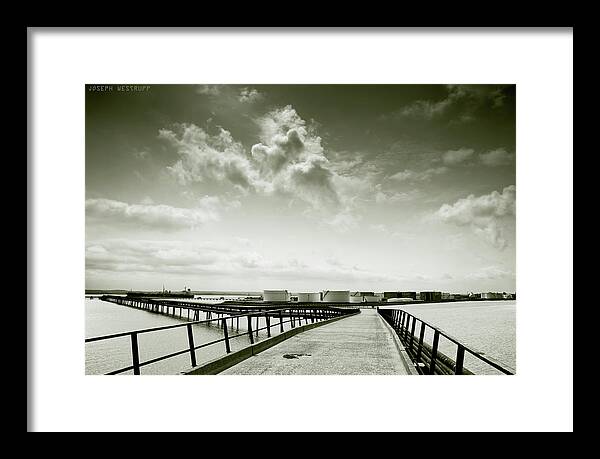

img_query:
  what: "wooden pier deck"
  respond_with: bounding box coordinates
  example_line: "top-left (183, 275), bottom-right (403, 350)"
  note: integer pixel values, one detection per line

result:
top-left (220, 308), bottom-right (416, 375)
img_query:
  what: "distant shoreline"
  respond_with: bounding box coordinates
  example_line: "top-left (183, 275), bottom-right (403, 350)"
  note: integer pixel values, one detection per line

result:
top-left (85, 290), bottom-right (263, 296)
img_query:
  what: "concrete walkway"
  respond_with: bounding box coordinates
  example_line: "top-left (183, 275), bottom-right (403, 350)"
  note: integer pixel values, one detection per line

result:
top-left (220, 308), bottom-right (413, 375)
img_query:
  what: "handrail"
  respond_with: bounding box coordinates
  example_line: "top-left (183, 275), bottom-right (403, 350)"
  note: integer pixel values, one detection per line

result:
top-left (86, 296), bottom-right (359, 375)
top-left (377, 307), bottom-right (515, 375)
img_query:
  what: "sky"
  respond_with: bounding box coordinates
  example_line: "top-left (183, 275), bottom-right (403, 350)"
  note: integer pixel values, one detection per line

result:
top-left (85, 84), bottom-right (516, 293)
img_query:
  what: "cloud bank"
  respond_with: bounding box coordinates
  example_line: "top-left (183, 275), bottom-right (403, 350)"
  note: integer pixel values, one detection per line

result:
top-left (85, 198), bottom-right (221, 231)
top-left (436, 185), bottom-right (516, 249)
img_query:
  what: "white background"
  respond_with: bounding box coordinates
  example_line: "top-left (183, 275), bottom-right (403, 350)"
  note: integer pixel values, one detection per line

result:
top-left (29, 28), bottom-right (573, 432)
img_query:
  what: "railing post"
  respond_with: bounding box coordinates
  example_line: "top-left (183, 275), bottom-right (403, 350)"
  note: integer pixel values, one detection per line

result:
top-left (222, 318), bottom-right (231, 353)
top-left (186, 324), bottom-right (197, 367)
top-left (416, 321), bottom-right (425, 364)
top-left (399, 311), bottom-right (405, 338)
top-left (409, 315), bottom-right (416, 351)
top-left (454, 345), bottom-right (465, 375)
top-left (279, 311), bottom-right (284, 333)
top-left (247, 316), bottom-right (254, 344)
top-left (131, 333), bottom-right (140, 375)
top-left (266, 314), bottom-right (271, 337)
top-left (429, 330), bottom-right (440, 375)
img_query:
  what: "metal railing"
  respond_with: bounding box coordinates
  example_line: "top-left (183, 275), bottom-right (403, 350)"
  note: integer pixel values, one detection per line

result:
top-left (86, 304), bottom-right (358, 375)
top-left (378, 307), bottom-right (515, 375)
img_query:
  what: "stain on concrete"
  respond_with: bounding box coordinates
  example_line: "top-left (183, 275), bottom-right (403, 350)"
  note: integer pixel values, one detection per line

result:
top-left (283, 353), bottom-right (311, 359)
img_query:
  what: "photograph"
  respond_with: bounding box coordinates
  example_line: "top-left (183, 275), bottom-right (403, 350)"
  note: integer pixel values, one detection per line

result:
top-left (85, 83), bottom-right (517, 376)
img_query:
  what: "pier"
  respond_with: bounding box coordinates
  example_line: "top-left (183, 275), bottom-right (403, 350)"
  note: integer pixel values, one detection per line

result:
top-left (219, 308), bottom-right (416, 375)
top-left (86, 296), bottom-right (515, 375)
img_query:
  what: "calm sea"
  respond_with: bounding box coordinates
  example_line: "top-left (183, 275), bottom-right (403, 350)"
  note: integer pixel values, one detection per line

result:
top-left (383, 301), bottom-right (516, 375)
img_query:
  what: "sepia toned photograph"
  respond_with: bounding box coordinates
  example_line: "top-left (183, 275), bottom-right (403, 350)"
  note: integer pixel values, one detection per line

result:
top-left (85, 84), bottom-right (517, 376)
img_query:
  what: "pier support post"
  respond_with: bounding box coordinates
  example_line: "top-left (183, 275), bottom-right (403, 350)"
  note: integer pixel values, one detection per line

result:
top-left (247, 316), bottom-right (254, 344)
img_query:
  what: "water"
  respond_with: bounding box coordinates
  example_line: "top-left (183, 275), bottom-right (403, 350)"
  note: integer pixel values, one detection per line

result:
top-left (85, 296), bottom-right (273, 375)
top-left (383, 301), bottom-right (516, 375)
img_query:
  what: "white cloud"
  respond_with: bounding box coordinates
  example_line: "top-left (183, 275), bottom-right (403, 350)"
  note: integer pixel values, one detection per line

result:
top-left (480, 148), bottom-right (515, 166)
top-left (442, 148), bottom-right (474, 165)
top-left (160, 124), bottom-right (261, 191)
top-left (133, 149), bottom-right (150, 160)
top-left (161, 107), bottom-right (343, 212)
top-left (195, 85), bottom-right (221, 96)
top-left (388, 167), bottom-right (448, 183)
top-left (397, 85), bottom-right (510, 122)
top-left (374, 184), bottom-right (420, 204)
top-left (327, 210), bottom-right (361, 233)
top-left (466, 266), bottom-right (515, 281)
top-left (436, 185), bottom-right (516, 249)
top-left (85, 198), bottom-right (221, 231)
top-left (252, 106), bottom-right (342, 210)
top-left (369, 223), bottom-right (388, 233)
top-left (238, 87), bottom-right (262, 103)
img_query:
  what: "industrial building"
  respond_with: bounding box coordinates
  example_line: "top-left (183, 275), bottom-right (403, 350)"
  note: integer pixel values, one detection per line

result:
top-left (350, 291), bottom-right (381, 303)
top-left (384, 291), bottom-right (417, 300)
top-left (321, 290), bottom-right (350, 303)
top-left (419, 291), bottom-right (442, 302)
top-left (481, 292), bottom-right (504, 300)
top-left (263, 290), bottom-right (290, 302)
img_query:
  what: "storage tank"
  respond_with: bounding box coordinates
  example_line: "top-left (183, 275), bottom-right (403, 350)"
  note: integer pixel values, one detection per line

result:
top-left (350, 292), bottom-right (363, 303)
top-left (363, 295), bottom-right (381, 302)
top-left (294, 293), bottom-right (311, 302)
top-left (321, 290), bottom-right (350, 303)
top-left (308, 292), bottom-right (321, 302)
top-left (263, 290), bottom-right (289, 302)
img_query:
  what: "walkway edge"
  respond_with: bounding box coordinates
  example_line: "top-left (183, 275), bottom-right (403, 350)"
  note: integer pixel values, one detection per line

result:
top-left (181, 312), bottom-right (361, 375)
top-left (377, 312), bottom-right (419, 375)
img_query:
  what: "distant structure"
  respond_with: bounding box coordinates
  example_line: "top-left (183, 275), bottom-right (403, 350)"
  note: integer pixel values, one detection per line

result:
top-left (481, 292), bottom-right (505, 299)
top-left (350, 291), bottom-right (382, 303)
top-left (321, 290), bottom-right (350, 302)
top-left (126, 287), bottom-right (193, 299)
top-left (442, 292), bottom-right (455, 300)
top-left (453, 293), bottom-right (470, 301)
top-left (384, 291), bottom-right (417, 300)
top-left (419, 291), bottom-right (442, 302)
top-left (308, 292), bottom-right (321, 302)
top-left (263, 290), bottom-right (290, 302)
top-left (289, 292), bottom-right (321, 302)
top-left (384, 297), bottom-right (417, 303)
